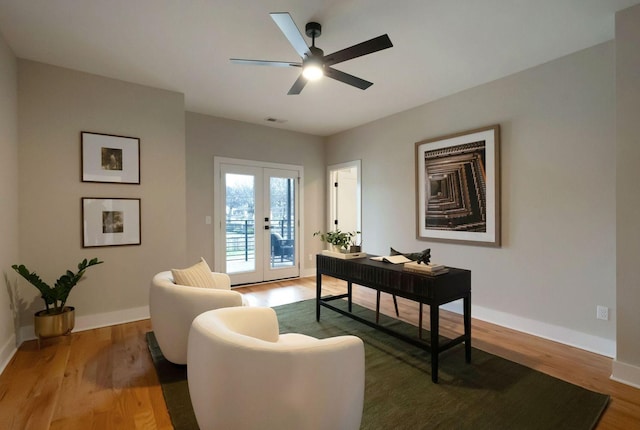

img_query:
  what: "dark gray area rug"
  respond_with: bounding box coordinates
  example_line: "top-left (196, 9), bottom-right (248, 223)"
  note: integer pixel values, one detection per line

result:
top-left (147, 299), bottom-right (609, 429)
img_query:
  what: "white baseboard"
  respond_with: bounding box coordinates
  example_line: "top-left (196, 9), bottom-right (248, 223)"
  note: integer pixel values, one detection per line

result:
top-left (0, 333), bottom-right (17, 376)
top-left (441, 301), bottom-right (616, 358)
top-left (18, 305), bottom-right (150, 344)
top-left (301, 267), bottom-right (316, 278)
top-left (611, 359), bottom-right (640, 388)
top-left (309, 269), bottom-right (616, 357)
top-left (7, 293), bottom-right (636, 387)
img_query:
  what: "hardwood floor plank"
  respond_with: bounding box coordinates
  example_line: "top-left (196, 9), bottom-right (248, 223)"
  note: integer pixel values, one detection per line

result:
top-left (52, 328), bottom-right (114, 425)
top-left (0, 275), bottom-right (638, 429)
top-left (0, 337), bottom-right (70, 430)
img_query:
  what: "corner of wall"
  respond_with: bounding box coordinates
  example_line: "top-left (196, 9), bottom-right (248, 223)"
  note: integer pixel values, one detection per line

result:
top-left (611, 359), bottom-right (640, 389)
top-left (0, 333), bottom-right (17, 377)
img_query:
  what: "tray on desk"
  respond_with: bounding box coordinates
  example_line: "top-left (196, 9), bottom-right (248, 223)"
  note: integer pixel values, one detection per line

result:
top-left (321, 250), bottom-right (367, 259)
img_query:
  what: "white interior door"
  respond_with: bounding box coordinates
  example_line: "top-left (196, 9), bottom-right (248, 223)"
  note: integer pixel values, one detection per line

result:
top-left (215, 159), bottom-right (300, 285)
top-left (328, 160), bottom-right (361, 239)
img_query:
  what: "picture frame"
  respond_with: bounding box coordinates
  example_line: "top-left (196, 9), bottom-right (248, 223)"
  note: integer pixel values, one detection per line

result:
top-left (415, 124), bottom-right (501, 247)
top-left (82, 198), bottom-right (141, 247)
top-left (81, 131), bottom-right (140, 184)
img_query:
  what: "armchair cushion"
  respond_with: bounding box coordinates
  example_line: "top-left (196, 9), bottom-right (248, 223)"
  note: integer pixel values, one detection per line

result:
top-left (171, 257), bottom-right (217, 289)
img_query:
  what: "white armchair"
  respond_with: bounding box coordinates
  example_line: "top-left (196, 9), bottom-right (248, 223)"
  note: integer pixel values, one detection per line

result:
top-left (187, 306), bottom-right (365, 430)
top-left (149, 270), bottom-right (245, 364)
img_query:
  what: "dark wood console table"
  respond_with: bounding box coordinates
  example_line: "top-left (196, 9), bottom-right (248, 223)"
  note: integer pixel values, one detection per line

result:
top-left (316, 254), bottom-right (471, 383)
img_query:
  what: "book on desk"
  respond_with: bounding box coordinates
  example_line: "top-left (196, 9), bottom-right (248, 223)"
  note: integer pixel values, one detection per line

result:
top-left (403, 261), bottom-right (449, 275)
top-left (370, 255), bottom-right (412, 264)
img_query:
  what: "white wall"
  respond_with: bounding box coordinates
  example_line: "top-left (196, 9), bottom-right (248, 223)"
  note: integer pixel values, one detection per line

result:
top-left (0, 31), bottom-right (18, 373)
top-left (613, 4), bottom-right (640, 387)
top-left (326, 42), bottom-right (617, 357)
top-left (185, 113), bottom-right (325, 275)
top-left (16, 61), bottom-right (187, 340)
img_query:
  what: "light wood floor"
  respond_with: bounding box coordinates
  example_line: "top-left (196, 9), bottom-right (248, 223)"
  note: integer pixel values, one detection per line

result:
top-left (1, 276), bottom-right (638, 429)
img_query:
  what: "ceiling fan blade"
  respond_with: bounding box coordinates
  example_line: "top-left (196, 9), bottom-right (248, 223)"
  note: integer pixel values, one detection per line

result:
top-left (287, 74), bottom-right (308, 95)
top-left (325, 67), bottom-right (373, 90)
top-left (324, 34), bottom-right (393, 66)
top-left (270, 12), bottom-right (310, 58)
top-left (230, 58), bottom-right (301, 67)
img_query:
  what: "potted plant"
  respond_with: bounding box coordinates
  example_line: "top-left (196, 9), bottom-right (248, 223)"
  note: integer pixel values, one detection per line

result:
top-left (314, 230), bottom-right (360, 253)
top-left (349, 231), bottom-right (362, 253)
top-left (12, 257), bottom-right (103, 343)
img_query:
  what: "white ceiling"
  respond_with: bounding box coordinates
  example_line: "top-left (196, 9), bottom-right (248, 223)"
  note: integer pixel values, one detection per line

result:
top-left (0, 0), bottom-right (638, 136)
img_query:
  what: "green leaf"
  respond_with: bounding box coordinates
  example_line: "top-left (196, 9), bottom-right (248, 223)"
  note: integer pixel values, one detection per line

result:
top-left (13, 258), bottom-right (103, 312)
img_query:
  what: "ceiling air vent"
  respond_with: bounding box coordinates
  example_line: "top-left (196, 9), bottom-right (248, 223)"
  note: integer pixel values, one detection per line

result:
top-left (264, 117), bottom-right (287, 124)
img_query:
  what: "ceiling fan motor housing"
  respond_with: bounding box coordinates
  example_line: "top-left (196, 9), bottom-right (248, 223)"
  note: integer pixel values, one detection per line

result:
top-left (305, 22), bottom-right (322, 39)
top-left (307, 46), bottom-right (324, 59)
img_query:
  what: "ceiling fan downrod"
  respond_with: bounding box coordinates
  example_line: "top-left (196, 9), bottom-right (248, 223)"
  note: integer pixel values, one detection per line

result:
top-left (305, 22), bottom-right (322, 47)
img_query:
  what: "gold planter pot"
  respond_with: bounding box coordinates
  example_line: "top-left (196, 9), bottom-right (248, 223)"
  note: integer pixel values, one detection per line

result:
top-left (34, 306), bottom-right (75, 347)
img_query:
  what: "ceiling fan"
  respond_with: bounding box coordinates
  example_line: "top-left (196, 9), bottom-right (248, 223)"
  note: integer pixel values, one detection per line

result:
top-left (230, 12), bottom-right (393, 95)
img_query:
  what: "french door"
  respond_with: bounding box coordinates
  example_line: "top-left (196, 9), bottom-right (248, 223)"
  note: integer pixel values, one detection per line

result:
top-left (214, 158), bottom-right (300, 285)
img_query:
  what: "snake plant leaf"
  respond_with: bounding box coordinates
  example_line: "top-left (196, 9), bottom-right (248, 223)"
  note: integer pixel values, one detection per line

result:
top-left (12, 264), bottom-right (52, 296)
top-left (12, 258), bottom-right (104, 313)
top-left (12, 264), bottom-right (56, 310)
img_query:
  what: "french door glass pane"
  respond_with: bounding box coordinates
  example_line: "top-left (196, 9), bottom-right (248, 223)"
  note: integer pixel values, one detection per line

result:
top-left (269, 176), bottom-right (295, 268)
top-left (225, 173), bottom-right (255, 274)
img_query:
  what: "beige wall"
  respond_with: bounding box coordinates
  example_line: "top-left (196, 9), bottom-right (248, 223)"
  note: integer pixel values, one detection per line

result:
top-left (614, 4), bottom-right (640, 385)
top-left (16, 61), bottom-right (187, 337)
top-left (327, 42), bottom-right (617, 357)
top-left (0, 31), bottom-right (18, 371)
top-left (3, 10), bottom-right (637, 387)
top-left (185, 113), bottom-right (325, 272)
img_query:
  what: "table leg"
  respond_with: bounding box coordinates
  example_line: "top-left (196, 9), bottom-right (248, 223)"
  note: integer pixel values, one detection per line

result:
top-left (392, 295), bottom-right (399, 316)
top-left (376, 290), bottom-right (381, 323)
top-left (348, 281), bottom-right (353, 313)
top-left (418, 302), bottom-right (423, 339)
top-left (316, 270), bottom-right (322, 321)
top-left (430, 304), bottom-right (440, 383)
top-left (464, 293), bottom-right (472, 363)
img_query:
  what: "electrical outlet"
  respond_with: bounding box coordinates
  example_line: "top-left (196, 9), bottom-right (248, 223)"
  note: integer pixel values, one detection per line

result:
top-left (596, 305), bottom-right (609, 321)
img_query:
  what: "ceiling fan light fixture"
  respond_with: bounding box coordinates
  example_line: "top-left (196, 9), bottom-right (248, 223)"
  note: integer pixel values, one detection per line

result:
top-left (302, 63), bottom-right (323, 80)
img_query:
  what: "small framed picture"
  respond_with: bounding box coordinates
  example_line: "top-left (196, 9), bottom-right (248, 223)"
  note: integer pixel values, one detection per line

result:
top-left (82, 198), bottom-right (141, 247)
top-left (415, 124), bottom-right (501, 247)
top-left (81, 131), bottom-right (140, 184)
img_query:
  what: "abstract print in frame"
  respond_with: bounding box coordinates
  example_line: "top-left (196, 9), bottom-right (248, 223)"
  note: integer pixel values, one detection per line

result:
top-left (415, 124), bottom-right (500, 246)
top-left (82, 197), bottom-right (141, 247)
top-left (81, 131), bottom-right (140, 184)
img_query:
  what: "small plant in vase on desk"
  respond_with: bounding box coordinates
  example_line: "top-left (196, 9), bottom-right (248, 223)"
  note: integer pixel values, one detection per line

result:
top-left (348, 231), bottom-right (362, 253)
top-left (314, 230), bottom-right (365, 259)
top-left (313, 230), bottom-right (360, 253)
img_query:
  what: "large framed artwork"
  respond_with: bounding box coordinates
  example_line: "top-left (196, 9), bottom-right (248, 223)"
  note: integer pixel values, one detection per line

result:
top-left (82, 198), bottom-right (141, 247)
top-left (81, 131), bottom-right (140, 184)
top-left (415, 124), bottom-right (501, 247)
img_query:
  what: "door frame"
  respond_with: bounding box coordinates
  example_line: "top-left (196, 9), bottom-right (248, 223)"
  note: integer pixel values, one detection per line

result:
top-left (213, 157), bottom-right (304, 284)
